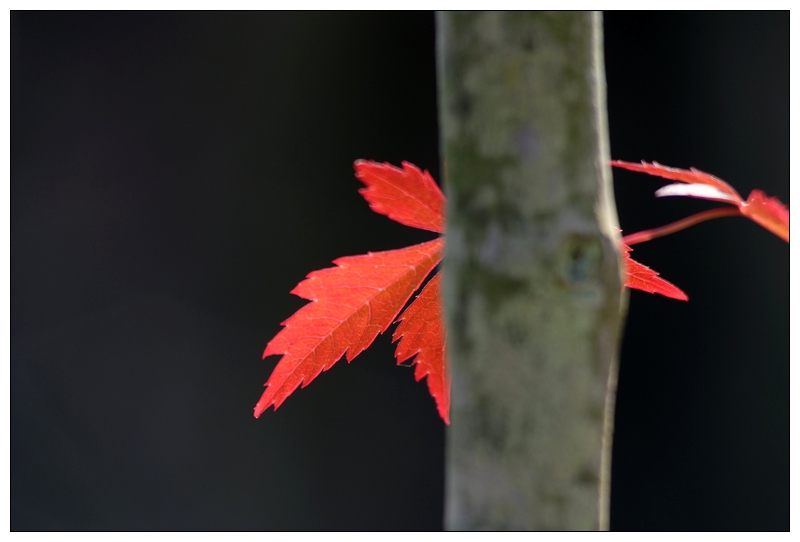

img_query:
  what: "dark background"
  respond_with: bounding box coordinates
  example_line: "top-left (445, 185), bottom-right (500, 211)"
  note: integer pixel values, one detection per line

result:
top-left (11, 12), bottom-right (788, 531)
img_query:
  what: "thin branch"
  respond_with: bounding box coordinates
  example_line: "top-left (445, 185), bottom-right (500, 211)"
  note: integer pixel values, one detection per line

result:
top-left (622, 207), bottom-right (742, 246)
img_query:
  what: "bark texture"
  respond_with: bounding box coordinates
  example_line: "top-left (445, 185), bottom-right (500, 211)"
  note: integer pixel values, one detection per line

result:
top-left (438, 11), bottom-right (625, 530)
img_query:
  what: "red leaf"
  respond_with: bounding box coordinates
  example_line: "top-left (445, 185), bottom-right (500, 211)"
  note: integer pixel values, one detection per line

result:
top-left (255, 238), bottom-right (444, 417)
top-left (392, 271), bottom-right (449, 424)
top-left (256, 159), bottom-right (449, 422)
top-left (258, 159), bottom-right (706, 424)
top-left (612, 160), bottom-right (789, 242)
top-left (610, 160), bottom-right (741, 200)
top-left (622, 243), bottom-right (688, 301)
top-left (740, 189), bottom-right (789, 242)
top-left (354, 160), bottom-right (445, 233)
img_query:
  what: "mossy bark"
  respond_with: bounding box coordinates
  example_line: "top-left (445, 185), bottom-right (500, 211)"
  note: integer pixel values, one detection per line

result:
top-left (437, 11), bottom-right (625, 530)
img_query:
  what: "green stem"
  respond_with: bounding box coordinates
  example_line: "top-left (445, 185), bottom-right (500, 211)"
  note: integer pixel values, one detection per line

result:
top-left (622, 207), bottom-right (742, 246)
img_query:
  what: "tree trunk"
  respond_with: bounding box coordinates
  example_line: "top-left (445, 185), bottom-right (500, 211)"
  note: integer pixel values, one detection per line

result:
top-left (438, 11), bottom-right (625, 530)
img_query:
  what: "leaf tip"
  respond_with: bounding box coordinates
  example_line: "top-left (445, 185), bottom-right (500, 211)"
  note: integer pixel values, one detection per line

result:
top-left (262, 343), bottom-right (277, 359)
top-left (669, 289), bottom-right (689, 302)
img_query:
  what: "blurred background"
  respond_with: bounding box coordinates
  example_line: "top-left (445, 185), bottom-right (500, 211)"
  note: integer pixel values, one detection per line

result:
top-left (11, 12), bottom-right (787, 530)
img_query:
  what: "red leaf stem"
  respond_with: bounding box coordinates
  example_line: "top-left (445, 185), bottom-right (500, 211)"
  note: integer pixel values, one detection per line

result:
top-left (622, 207), bottom-right (741, 246)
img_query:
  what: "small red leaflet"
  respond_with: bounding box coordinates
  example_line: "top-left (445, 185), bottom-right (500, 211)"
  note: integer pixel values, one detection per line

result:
top-left (393, 271), bottom-right (449, 422)
top-left (621, 243), bottom-right (687, 301)
top-left (256, 161), bottom-right (700, 423)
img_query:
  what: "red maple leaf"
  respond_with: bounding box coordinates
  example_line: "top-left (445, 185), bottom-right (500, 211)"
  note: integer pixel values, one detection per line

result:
top-left (255, 161), bottom-right (448, 421)
top-left (393, 271), bottom-right (449, 423)
top-left (622, 243), bottom-right (687, 301)
top-left (611, 160), bottom-right (789, 242)
top-left (355, 160), bottom-right (445, 234)
top-left (255, 238), bottom-right (444, 416)
top-left (256, 160), bottom-right (687, 423)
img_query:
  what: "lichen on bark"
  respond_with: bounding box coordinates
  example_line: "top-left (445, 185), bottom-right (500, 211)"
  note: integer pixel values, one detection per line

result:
top-left (438, 11), bottom-right (625, 530)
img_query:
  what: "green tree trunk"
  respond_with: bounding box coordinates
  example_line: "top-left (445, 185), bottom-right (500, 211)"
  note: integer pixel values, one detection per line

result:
top-left (438, 11), bottom-right (625, 530)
